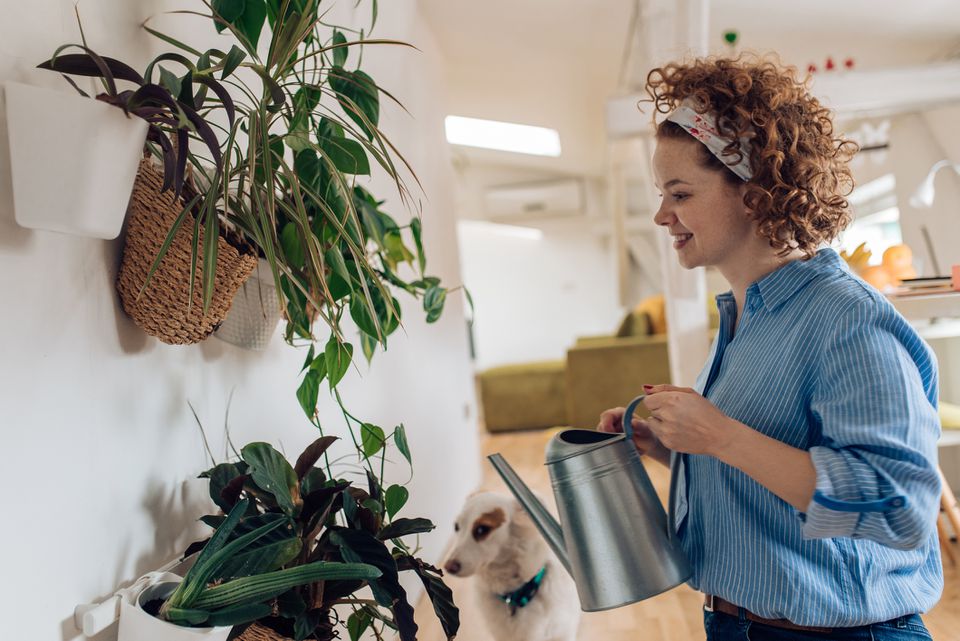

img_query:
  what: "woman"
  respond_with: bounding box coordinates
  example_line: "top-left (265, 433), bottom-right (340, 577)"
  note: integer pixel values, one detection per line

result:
top-left (599, 57), bottom-right (943, 640)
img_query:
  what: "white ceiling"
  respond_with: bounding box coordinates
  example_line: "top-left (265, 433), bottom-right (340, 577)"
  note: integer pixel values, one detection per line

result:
top-left (419, 0), bottom-right (960, 177)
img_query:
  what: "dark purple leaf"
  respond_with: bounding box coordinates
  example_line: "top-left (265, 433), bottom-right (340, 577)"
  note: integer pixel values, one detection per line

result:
top-left (294, 436), bottom-right (338, 479)
top-left (38, 50), bottom-right (145, 92)
top-left (193, 75), bottom-right (236, 126)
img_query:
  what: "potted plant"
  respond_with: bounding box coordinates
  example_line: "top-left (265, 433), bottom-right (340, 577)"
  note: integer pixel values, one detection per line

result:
top-left (145, 0), bottom-right (457, 356)
top-left (191, 438), bottom-right (459, 641)
top-left (118, 497), bottom-right (381, 641)
top-left (34, 42), bottom-right (267, 344)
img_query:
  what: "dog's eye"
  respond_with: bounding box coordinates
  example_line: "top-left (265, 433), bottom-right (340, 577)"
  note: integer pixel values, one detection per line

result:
top-left (454, 523), bottom-right (459, 532)
top-left (473, 525), bottom-right (490, 538)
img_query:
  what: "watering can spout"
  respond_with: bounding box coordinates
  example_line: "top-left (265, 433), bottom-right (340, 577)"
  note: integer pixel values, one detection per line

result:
top-left (487, 453), bottom-right (570, 573)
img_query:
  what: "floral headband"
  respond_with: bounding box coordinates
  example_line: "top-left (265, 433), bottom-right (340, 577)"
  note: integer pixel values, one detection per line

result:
top-left (664, 98), bottom-right (754, 181)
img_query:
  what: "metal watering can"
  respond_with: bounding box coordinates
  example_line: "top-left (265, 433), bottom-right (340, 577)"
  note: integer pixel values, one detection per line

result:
top-left (489, 395), bottom-right (691, 611)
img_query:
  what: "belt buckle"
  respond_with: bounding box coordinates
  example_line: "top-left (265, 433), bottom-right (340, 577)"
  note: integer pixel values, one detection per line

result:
top-left (704, 594), bottom-right (715, 612)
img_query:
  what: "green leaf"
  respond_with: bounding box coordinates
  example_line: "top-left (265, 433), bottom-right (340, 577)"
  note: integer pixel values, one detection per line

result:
top-left (362, 498), bottom-right (382, 517)
top-left (325, 247), bottom-right (352, 288)
top-left (383, 230), bottom-right (414, 268)
top-left (212, 0), bottom-right (245, 32)
top-left (377, 517), bottom-right (435, 541)
top-left (400, 557), bottom-right (460, 640)
top-left (329, 67), bottom-right (380, 140)
top-left (329, 528), bottom-right (398, 608)
top-left (324, 337), bottom-right (353, 389)
top-left (158, 66), bottom-right (182, 98)
top-left (237, 0), bottom-right (267, 49)
top-left (301, 468), bottom-right (328, 496)
top-left (241, 442), bottom-right (300, 516)
top-left (410, 217), bottom-right (425, 273)
top-left (193, 561), bottom-right (382, 610)
top-left (394, 424), bottom-right (411, 465)
top-left (333, 30), bottom-right (348, 68)
top-left (300, 343), bottom-right (315, 373)
top-left (203, 462), bottom-right (248, 512)
top-left (360, 423), bottom-right (385, 458)
top-left (295, 85), bottom-right (323, 114)
top-left (423, 285), bottom-right (447, 323)
top-left (214, 514), bottom-right (301, 579)
top-left (165, 607), bottom-right (210, 625)
top-left (347, 610), bottom-right (371, 641)
top-left (221, 45), bottom-right (246, 78)
top-left (349, 294), bottom-right (380, 341)
top-left (280, 222), bottom-right (305, 269)
top-left (360, 333), bottom-right (377, 364)
top-left (296, 369), bottom-right (321, 417)
top-left (321, 135), bottom-right (370, 175)
top-left (384, 484), bottom-right (409, 518)
top-left (294, 149), bottom-right (321, 190)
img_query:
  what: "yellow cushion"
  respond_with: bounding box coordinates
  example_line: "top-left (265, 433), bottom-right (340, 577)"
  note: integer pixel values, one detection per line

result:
top-left (941, 401), bottom-right (960, 429)
top-left (635, 294), bottom-right (668, 335)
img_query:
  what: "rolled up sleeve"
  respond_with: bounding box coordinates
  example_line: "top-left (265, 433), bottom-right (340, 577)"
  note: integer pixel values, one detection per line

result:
top-left (800, 298), bottom-right (941, 550)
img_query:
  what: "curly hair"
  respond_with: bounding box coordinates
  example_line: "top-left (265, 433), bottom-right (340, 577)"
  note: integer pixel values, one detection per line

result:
top-left (645, 55), bottom-right (858, 258)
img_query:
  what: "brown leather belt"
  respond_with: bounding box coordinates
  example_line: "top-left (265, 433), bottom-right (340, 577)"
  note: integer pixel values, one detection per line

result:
top-left (704, 594), bottom-right (834, 634)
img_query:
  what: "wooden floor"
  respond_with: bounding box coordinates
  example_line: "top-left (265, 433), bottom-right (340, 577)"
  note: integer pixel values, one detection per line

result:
top-left (413, 427), bottom-right (960, 641)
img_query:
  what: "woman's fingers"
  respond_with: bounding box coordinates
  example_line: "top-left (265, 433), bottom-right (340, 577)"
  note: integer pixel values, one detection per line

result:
top-left (597, 407), bottom-right (626, 432)
top-left (644, 384), bottom-right (696, 395)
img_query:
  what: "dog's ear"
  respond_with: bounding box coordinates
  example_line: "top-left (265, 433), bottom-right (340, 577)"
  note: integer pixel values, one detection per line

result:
top-left (509, 496), bottom-right (542, 532)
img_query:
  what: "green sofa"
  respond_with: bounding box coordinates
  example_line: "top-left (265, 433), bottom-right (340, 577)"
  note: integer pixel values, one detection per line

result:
top-left (476, 297), bottom-right (717, 432)
top-left (564, 334), bottom-right (671, 428)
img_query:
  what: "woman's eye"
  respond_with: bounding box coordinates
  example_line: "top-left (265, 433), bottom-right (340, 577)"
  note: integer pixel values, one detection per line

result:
top-left (672, 193), bottom-right (688, 201)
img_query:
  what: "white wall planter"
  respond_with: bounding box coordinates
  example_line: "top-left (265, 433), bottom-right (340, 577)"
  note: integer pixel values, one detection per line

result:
top-left (118, 580), bottom-right (232, 641)
top-left (3, 81), bottom-right (148, 239)
top-left (214, 259), bottom-right (282, 350)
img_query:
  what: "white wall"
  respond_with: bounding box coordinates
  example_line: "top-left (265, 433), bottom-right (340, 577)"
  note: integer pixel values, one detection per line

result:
top-left (457, 218), bottom-right (621, 370)
top-left (0, 2), bottom-right (479, 640)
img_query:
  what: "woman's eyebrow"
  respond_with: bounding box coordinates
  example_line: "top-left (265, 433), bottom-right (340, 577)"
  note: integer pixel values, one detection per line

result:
top-left (664, 179), bottom-right (691, 188)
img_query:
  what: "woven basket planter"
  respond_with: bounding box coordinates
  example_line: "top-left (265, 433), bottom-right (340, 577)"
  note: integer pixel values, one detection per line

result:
top-left (116, 159), bottom-right (258, 345)
top-left (237, 620), bottom-right (334, 641)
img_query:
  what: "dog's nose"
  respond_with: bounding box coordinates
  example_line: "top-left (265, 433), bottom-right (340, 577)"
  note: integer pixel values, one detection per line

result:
top-left (444, 559), bottom-right (462, 575)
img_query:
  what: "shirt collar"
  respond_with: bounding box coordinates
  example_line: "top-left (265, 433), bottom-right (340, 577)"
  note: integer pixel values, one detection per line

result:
top-left (716, 247), bottom-right (843, 313)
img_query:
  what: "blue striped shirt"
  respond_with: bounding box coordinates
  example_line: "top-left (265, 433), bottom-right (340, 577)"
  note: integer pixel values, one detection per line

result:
top-left (673, 247), bottom-right (943, 627)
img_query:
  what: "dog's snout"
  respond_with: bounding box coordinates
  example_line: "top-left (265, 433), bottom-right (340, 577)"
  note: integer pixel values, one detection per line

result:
top-left (444, 559), bottom-right (462, 575)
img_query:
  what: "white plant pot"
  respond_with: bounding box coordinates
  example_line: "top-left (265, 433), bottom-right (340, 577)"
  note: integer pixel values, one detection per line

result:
top-left (4, 81), bottom-right (148, 239)
top-left (214, 259), bottom-right (282, 350)
top-left (118, 580), bottom-right (232, 641)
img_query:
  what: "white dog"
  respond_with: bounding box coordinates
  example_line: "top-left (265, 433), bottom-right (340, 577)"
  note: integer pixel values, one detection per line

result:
top-left (442, 492), bottom-right (580, 641)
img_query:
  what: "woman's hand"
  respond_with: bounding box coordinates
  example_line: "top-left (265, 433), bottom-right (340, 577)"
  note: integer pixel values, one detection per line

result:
top-left (598, 406), bottom-right (671, 467)
top-left (642, 385), bottom-right (740, 457)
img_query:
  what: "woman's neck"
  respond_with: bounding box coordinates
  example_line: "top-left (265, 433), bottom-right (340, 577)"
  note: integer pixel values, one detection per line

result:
top-left (719, 245), bottom-right (806, 315)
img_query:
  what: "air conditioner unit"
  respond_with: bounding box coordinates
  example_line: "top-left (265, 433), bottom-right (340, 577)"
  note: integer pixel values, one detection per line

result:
top-left (483, 178), bottom-right (584, 220)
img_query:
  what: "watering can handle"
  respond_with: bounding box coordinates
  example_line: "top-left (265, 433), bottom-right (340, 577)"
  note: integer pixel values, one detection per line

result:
top-left (623, 394), bottom-right (680, 540)
top-left (622, 394), bottom-right (644, 443)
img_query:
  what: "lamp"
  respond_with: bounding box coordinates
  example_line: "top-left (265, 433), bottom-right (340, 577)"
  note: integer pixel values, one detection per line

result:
top-left (907, 159), bottom-right (959, 276)
top-left (909, 159), bottom-right (960, 208)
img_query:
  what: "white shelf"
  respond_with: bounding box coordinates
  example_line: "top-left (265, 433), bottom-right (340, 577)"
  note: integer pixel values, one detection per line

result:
top-left (888, 291), bottom-right (960, 322)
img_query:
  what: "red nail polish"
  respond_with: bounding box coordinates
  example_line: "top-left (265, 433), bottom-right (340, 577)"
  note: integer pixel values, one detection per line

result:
top-left (643, 384), bottom-right (654, 391)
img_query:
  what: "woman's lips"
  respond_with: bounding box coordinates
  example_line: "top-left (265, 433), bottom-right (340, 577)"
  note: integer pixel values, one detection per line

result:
top-left (673, 233), bottom-right (692, 249)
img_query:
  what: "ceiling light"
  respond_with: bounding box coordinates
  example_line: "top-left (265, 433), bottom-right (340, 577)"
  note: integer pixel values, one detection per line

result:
top-left (445, 116), bottom-right (561, 157)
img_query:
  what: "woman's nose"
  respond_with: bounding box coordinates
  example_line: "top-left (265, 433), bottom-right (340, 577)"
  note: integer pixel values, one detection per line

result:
top-left (653, 202), bottom-right (674, 227)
